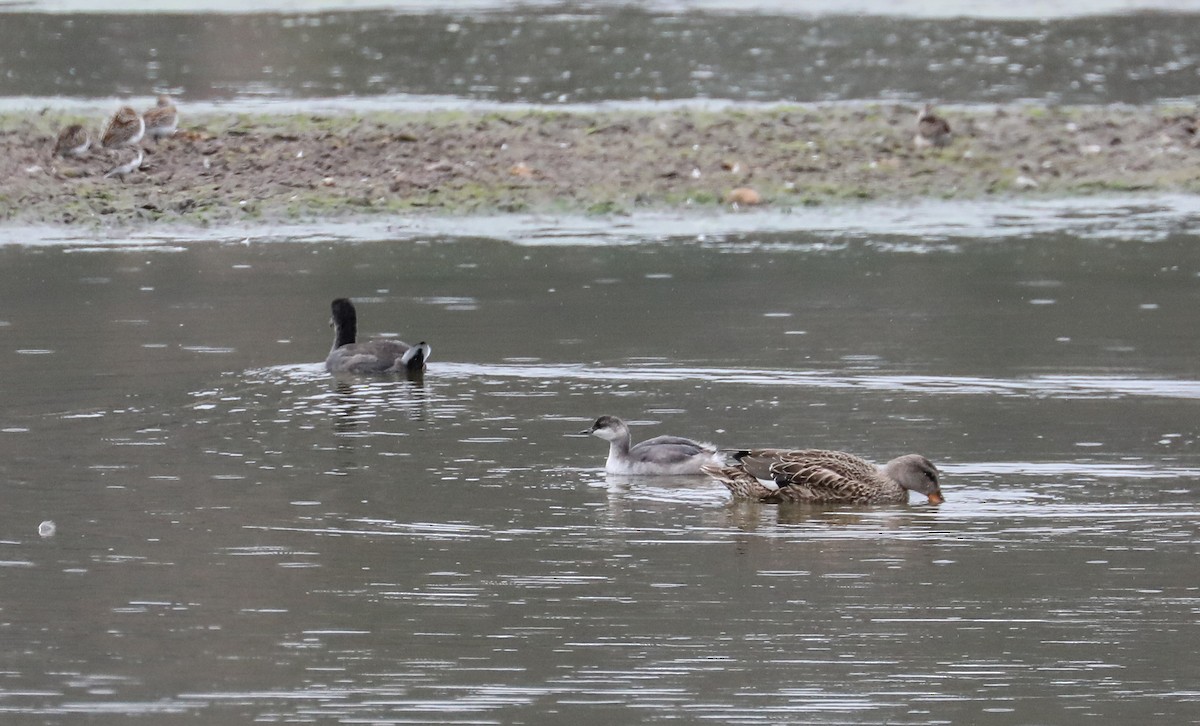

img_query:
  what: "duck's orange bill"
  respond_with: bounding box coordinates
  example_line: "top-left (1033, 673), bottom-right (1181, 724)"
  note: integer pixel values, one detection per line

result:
top-left (927, 492), bottom-right (945, 505)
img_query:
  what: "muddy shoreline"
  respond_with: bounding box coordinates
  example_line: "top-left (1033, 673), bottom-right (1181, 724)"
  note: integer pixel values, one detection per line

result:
top-left (3, 103), bottom-right (1199, 229)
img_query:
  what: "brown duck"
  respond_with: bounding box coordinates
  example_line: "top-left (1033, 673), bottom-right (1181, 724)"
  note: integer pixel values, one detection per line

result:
top-left (703, 449), bottom-right (944, 505)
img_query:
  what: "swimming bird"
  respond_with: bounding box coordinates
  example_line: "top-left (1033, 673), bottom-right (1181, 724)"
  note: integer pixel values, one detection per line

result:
top-left (913, 103), bottom-right (952, 149)
top-left (104, 148), bottom-right (143, 179)
top-left (324, 297), bottom-right (431, 375)
top-left (703, 449), bottom-right (944, 505)
top-left (578, 415), bottom-right (723, 475)
top-left (143, 95), bottom-right (178, 142)
top-left (53, 124), bottom-right (91, 158)
top-left (101, 106), bottom-right (145, 149)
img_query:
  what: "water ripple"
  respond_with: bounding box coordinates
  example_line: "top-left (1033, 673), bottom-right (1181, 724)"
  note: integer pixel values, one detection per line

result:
top-left (424, 363), bottom-right (1200, 401)
top-left (244, 360), bottom-right (1200, 402)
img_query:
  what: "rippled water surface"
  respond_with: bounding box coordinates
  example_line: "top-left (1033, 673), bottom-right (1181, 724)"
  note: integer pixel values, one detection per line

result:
top-left (5, 0), bottom-right (1200, 721)
top-left (7, 5), bottom-right (1200, 105)
top-left (1, 218), bottom-right (1197, 723)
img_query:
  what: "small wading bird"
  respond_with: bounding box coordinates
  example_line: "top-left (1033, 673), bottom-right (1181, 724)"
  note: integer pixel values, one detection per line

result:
top-left (104, 148), bottom-right (143, 179)
top-left (53, 124), bottom-right (91, 158)
top-left (101, 106), bottom-right (145, 149)
top-left (143, 94), bottom-right (178, 142)
top-left (324, 297), bottom-right (431, 376)
top-left (703, 448), bottom-right (945, 505)
top-left (914, 103), bottom-right (952, 149)
top-left (576, 415), bottom-right (724, 475)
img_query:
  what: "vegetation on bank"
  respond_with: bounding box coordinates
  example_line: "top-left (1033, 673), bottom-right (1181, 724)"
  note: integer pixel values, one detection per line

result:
top-left (2, 103), bottom-right (1199, 228)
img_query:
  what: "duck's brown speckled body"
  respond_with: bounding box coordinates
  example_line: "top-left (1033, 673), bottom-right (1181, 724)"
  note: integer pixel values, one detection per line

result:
top-left (704, 449), bottom-right (944, 505)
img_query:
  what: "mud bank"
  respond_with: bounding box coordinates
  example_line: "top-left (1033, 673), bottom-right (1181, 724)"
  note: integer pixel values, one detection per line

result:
top-left (3, 103), bottom-right (1199, 229)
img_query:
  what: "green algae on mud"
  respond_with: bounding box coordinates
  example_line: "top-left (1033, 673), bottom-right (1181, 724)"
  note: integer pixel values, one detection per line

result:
top-left (3, 104), bottom-right (1200, 228)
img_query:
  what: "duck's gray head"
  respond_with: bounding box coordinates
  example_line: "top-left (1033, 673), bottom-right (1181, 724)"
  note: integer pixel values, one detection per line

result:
top-left (579, 415), bottom-right (629, 442)
top-left (884, 454), bottom-right (944, 504)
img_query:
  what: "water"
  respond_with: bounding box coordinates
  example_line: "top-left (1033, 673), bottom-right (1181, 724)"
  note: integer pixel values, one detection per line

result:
top-left (1, 220), bottom-right (1197, 723)
top-left (7, 7), bottom-right (1200, 105)
top-left (3, 0), bottom-right (1200, 721)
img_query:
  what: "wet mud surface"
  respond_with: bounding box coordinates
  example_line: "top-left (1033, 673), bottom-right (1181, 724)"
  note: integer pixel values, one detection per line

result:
top-left (4, 103), bottom-right (1200, 229)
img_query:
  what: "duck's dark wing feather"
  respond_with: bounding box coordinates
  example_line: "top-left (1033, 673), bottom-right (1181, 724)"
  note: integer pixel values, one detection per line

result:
top-left (767, 461), bottom-right (858, 499)
top-left (732, 449), bottom-right (879, 503)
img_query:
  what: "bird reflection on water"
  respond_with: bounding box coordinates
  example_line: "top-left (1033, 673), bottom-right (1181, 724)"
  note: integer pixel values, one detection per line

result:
top-left (329, 377), bottom-right (430, 438)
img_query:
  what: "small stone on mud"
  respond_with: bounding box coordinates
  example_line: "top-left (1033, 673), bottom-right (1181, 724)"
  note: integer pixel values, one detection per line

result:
top-left (509, 162), bottom-right (534, 178)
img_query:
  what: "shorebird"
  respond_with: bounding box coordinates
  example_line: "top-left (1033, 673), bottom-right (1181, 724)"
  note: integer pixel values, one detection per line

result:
top-left (104, 148), bottom-right (144, 179)
top-left (914, 103), bottom-right (952, 149)
top-left (704, 449), bottom-right (944, 505)
top-left (576, 415), bottom-right (724, 475)
top-left (53, 124), bottom-right (92, 158)
top-left (101, 106), bottom-right (146, 149)
top-left (143, 95), bottom-right (178, 142)
top-left (325, 297), bottom-right (431, 376)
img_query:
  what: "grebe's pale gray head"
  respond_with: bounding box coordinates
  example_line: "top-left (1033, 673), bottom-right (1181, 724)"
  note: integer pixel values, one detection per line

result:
top-left (579, 415), bottom-right (631, 442)
top-left (884, 454), bottom-right (944, 504)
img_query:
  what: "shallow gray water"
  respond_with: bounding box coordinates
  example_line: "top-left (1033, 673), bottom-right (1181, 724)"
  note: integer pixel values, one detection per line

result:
top-left (1, 221), bottom-right (1197, 723)
top-left (4, 2), bottom-right (1200, 720)
top-left (6, 7), bottom-right (1200, 105)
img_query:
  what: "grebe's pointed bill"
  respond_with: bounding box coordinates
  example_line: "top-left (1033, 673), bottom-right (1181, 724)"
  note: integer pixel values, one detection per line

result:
top-left (577, 418), bottom-right (607, 436)
top-left (579, 415), bottom-right (628, 441)
top-left (563, 421), bottom-right (594, 437)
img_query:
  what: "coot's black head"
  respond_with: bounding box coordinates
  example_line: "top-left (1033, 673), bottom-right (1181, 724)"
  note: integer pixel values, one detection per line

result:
top-left (330, 298), bottom-right (357, 347)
